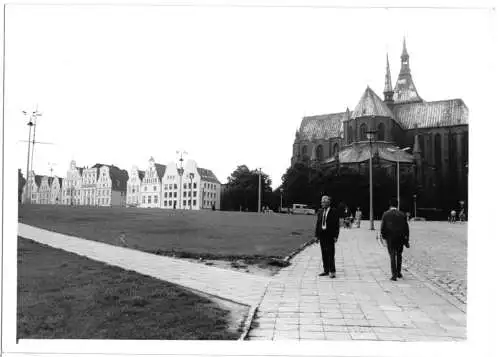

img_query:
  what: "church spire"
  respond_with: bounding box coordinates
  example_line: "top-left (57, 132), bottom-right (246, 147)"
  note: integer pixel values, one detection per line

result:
top-left (383, 53), bottom-right (394, 104)
top-left (392, 37), bottom-right (423, 104)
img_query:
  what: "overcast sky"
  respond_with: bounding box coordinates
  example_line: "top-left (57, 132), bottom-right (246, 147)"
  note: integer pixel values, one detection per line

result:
top-left (6, 3), bottom-right (495, 188)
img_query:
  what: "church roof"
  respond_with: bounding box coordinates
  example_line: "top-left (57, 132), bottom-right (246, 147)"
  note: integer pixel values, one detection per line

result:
top-left (352, 87), bottom-right (393, 119)
top-left (299, 113), bottom-right (344, 140)
top-left (197, 168), bottom-right (220, 184)
top-left (393, 99), bottom-right (468, 129)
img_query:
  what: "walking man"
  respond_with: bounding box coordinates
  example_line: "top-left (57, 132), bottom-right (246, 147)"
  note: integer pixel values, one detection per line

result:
top-left (380, 198), bottom-right (410, 281)
top-left (315, 195), bottom-right (340, 278)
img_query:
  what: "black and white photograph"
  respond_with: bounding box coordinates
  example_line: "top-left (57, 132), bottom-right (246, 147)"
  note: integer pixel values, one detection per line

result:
top-left (2, 1), bottom-right (499, 357)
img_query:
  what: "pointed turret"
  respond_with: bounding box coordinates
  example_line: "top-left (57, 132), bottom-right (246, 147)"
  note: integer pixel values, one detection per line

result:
top-left (383, 54), bottom-right (394, 104)
top-left (393, 38), bottom-right (423, 104)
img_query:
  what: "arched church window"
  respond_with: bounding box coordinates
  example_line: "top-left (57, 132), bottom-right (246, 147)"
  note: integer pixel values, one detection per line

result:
top-left (316, 145), bottom-right (324, 161)
top-left (377, 123), bottom-right (385, 141)
top-left (360, 124), bottom-right (367, 141)
top-left (333, 143), bottom-right (339, 157)
top-left (302, 146), bottom-right (307, 157)
top-left (347, 126), bottom-right (353, 144)
top-left (434, 134), bottom-right (442, 169)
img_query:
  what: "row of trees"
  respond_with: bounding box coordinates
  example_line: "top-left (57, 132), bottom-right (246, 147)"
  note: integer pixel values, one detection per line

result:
top-left (221, 161), bottom-right (465, 219)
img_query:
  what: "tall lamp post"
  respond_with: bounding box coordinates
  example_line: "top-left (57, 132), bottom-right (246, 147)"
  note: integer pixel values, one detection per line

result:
top-left (413, 194), bottom-right (417, 219)
top-left (176, 150), bottom-right (187, 209)
top-left (23, 111), bottom-right (34, 204)
top-left (189, 172), bottom-right (194, 209)
top-left (387, 147), bottom-right (411, 210)
top-left (366, 129), bottom-right (377, 231)
top-left (280, 188), bottom-right (283, 213)
top-left (257, 168), bottom-right (262, 213)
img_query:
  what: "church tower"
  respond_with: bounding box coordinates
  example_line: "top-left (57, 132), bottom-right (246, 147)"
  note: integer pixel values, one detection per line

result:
top-left (393, 38), bottom-right (423, 104)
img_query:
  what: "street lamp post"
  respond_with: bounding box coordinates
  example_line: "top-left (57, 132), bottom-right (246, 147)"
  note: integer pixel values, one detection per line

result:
top-left (257, 168), bottom-right (262, 213)
top-left (189, 172), bottom-right (194, 209)
top-left (387, 147), bottom-right (411, 210)
top-left (413, 194), bottom-right (417, 219)
top-left (280, 188), bottom-right (283, 213)
top-left (366, 129), bottom-right (377, 231)
top-left (176, 150), bottom-right (187, 209)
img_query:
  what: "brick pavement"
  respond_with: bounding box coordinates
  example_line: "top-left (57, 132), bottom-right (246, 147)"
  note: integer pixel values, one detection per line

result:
top-left (18, 223), bottom-right (270, 307)
top-left (247, 222), bottom-right (466, 341)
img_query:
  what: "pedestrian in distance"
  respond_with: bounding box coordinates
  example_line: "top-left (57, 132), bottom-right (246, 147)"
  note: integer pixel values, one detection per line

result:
top-left (380, 198), bottom-right (410, 281)
top-left (355, 207), bottom-right (362, 228)
top-left (315, 195), bottom-right (340, 278)
top-left (449, 209), bottom-right (457, 223)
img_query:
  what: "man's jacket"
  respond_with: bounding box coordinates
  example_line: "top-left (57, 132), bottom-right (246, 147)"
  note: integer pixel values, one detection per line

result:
top-left (315, 207), bottom-right (340, 239)
top-left (380, 209), bottom-right (409, 245)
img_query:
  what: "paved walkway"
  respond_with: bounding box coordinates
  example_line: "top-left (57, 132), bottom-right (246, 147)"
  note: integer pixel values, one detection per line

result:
top-left (18, 223), bottom-right (270, 307)
top-left (247, 223), bottom-right (466, 341)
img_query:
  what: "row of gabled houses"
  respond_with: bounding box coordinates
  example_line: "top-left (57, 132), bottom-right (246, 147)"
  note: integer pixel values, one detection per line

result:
top-left (21, 157), bottom-right (222, 210)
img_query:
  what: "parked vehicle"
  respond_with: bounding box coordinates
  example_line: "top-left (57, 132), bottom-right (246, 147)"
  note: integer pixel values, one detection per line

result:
top-left (291, 203), bottom-right (316, 215)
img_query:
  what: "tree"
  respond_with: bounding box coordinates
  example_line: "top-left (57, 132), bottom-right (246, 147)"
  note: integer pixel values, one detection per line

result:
top-left (18, 169), bottom-right (26, 203)
top-left (223, 165), bottom-right (273, 211)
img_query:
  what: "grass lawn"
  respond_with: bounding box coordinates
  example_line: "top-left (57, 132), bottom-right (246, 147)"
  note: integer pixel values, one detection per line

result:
top-left (18, 205), bottom-right (316, 266)
top-left (17, 237), bottom-right (245, 339)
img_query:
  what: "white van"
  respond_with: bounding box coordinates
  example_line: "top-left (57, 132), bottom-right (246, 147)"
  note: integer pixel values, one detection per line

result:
top-left (292, 203), bottom-right (316, 215)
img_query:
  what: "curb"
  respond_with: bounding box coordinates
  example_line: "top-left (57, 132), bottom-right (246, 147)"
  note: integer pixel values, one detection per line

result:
top-left (238, 282), bottom-right (270, 341)
top-left (282, 237), bottom-right (317, 264)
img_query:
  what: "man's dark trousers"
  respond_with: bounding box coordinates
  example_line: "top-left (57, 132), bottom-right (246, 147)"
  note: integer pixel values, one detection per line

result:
top-left (387, 242), bottom-right (403, 277)
top-left (319, 232), bottom-right (336, 274)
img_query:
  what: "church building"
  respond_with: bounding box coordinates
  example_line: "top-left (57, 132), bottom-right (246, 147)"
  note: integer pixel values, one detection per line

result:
top-left (291, 39), bottom-right (468, 213)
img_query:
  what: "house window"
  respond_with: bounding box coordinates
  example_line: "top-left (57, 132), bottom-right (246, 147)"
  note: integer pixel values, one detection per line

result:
top-left (183, 192), bottom-right (186, 197)
top-left (188, 200), bottom-right (191, 206)
top-left (183, 183), bottom-right (187, 189)
top-left (183, 200), bottom-right (186, 206)
top-left (194, 191), bottom-right (197, 197)
top-left (174, 184), bottom-right (178, 189)
top-left (154, 196), bottom-right (158, 204)
top-left (174, 192), bottom-right (177, 198)
top-left (153, 186), bottom-right (157, 191)
top-left (164, 200), bottom-right (167, 206)
top-left (164, 192), bottom-right (168, 198)
top-left (164, 185), bottom-right (167, 190)
top-left (169, 184), bottom-right (173, 190)
top-left (360, 124), bottom-right (367, 141)
top-left (194, 183), bottom-right (197, 189)
top-left (144, 186), bottom-right (147, 191)
top-left (193, 200), bottom-right (197, 206)
top-left (148, 196), bottom-right (151, 203)
top-left (169, 200), bottom-right (172, 206)
top-left (188, 183), bottom-right (192, 189)
top-left (169, 192), bottom-right (172, 198)
top-left (188, 191), bottom-right (191, 197)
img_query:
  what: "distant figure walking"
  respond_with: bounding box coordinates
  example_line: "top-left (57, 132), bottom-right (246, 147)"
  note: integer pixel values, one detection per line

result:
top-left (449, 209), bottom-right (457, 223)
top-left (380, 198), bottom-right (410, 281)
top-left (354, 207), bottom-right (362, 228)
top-left (315, 195), bottom-right (340, 279)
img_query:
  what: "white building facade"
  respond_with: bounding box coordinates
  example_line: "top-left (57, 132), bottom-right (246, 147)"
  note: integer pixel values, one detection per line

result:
top-left (94, 164), bottom-right (128, 207)
top-left (126, 166), bottom-right (144, 207)
top-left (50, 177), bottom-right (63, 204)
top-left (140, 157), bottom-right (166, 208)
top-left (62, 160), bottom-right (83, 205)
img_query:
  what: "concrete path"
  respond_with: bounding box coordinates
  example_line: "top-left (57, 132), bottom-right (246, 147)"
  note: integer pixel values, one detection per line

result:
top-left (18, 223), bottom-right (270, 307)
top-left (247, 224), bottom-right (466, 341)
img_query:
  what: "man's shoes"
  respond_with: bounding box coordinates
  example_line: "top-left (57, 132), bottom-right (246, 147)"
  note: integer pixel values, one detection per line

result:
top-left (390, 276), bottom-right (397, 281)
top-left (329, 272), bottom-right (336, 278)
top-left (397, 273), bottom-right (403, 278)
top-left (318, 272), bottom-right (329, 277)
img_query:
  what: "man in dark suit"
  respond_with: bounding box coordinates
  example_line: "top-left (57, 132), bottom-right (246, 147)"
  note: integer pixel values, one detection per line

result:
top-left (315, 195), bottom-right (340, 278)
top-left (380, 198), bottom-right (410, 281)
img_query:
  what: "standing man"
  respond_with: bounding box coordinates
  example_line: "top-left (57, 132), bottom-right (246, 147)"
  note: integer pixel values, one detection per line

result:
top-left (315, 195), bottom-right (340, 278)
top-left (380, 198), bottom-right (410, 281)
top-left (355, 207), bottom-right (362, 228)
